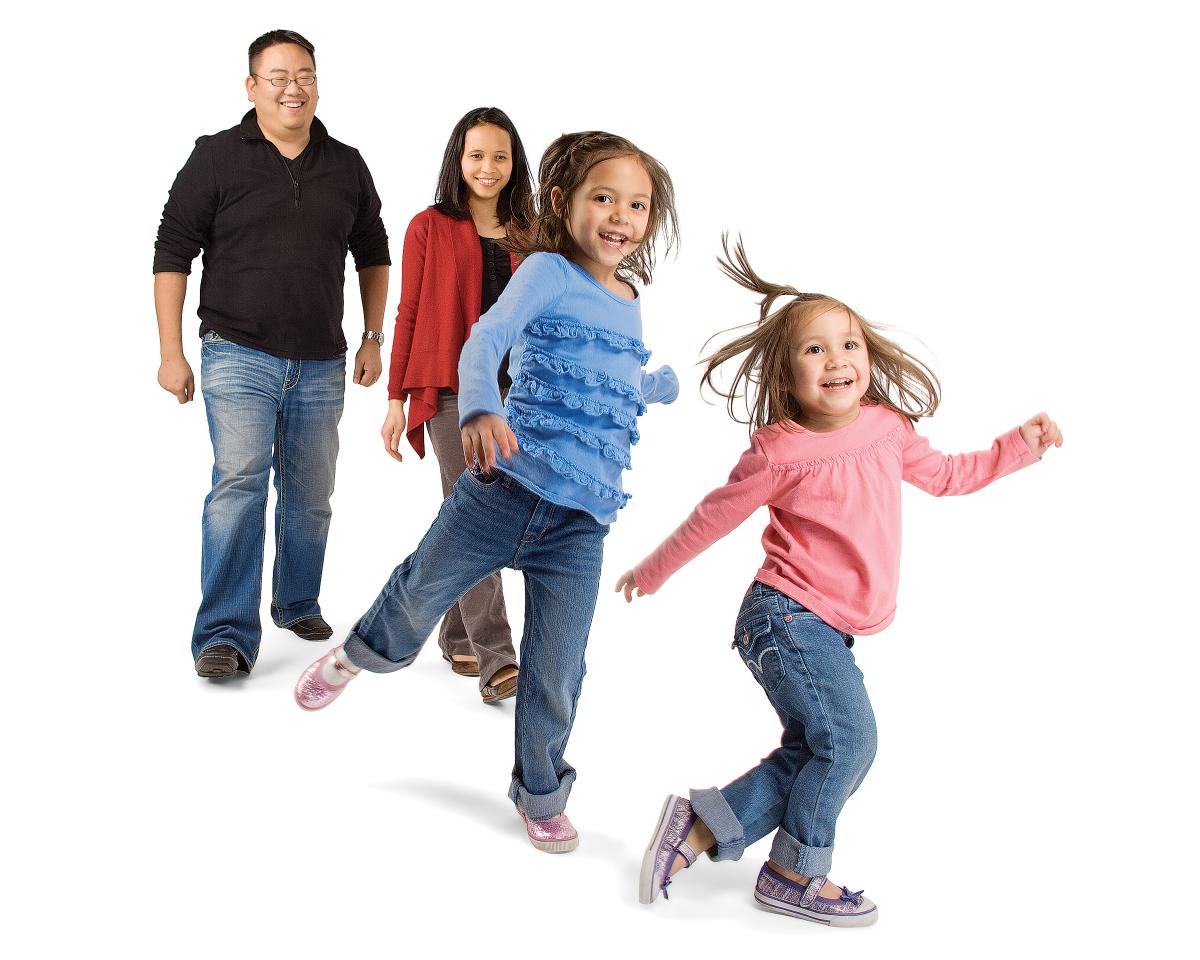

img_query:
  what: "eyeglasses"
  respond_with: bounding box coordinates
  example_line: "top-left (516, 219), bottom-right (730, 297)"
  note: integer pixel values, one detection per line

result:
top-left (251, 73), bottom-right (317, 87)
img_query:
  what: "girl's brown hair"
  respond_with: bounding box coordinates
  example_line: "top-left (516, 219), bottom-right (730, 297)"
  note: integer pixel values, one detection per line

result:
top-left (702, 235), bottom-right (941, 431)
top-left (505, 131), bottom-right (679, 285)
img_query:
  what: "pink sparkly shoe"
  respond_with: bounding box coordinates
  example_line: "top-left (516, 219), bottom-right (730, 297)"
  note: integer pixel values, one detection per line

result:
top-left (294, 646), bottom-right (360, 711)
top-left (519, 810), bottom-right (579, 853)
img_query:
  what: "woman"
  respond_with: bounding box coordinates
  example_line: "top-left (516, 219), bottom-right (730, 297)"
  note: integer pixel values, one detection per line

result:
top-left (381, 107), bottom-right (533, 702)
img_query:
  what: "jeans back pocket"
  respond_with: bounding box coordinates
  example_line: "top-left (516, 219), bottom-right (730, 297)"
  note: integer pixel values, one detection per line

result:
top-left (732, 614), bottom-right (787, 694)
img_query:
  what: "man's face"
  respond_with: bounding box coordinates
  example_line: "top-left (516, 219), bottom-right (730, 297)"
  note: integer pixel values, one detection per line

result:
top-left (245, 43), bottom-right (317, 138)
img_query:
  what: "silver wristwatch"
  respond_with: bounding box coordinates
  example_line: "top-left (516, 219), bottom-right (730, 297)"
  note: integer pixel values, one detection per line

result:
top-left (362, 330), bottom-right (385, 346)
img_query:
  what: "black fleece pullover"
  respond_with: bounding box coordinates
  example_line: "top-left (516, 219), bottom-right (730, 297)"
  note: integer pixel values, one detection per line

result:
top-left (154, 110), bottom-right (391, 359)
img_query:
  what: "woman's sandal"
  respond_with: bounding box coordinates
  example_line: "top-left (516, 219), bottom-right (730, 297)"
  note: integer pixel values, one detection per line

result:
top-left (481, 668), bottom-right (518, 703)
top-left (442, 653), bottom-right (480, 677)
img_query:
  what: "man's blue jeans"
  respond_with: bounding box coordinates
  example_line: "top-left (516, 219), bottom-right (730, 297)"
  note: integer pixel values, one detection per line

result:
top-left (192, 333), bottom-right (345, 669)
top-left (690, 582), bottom-right (878, 878)
top-left (343, 468), bottom-right (609, 819)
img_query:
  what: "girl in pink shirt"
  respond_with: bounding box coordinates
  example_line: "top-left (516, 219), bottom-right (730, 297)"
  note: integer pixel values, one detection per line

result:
top-left (618, 238), bottom-right (1062, 926)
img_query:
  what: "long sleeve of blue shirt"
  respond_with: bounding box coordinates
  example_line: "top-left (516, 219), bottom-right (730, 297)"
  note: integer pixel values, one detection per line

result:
top-left (456, 253), bottom-right (674, 524)
top-left (459, 253), bottom-right (568, 426)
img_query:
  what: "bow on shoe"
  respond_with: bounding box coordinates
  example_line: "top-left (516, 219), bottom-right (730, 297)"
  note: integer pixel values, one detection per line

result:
top-left (839, 887), bottom-right (865, 906)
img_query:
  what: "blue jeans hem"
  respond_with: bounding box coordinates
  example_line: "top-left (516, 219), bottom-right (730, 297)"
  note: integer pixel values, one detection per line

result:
top-left (769, 827), bottom-right (833, 877)
top-left (342, 631), bottom-right (417, 673)
top-left (690, 786), bottom-right (746, 862)
top-left (272, 606), bottom-right (323, 629)
top-left (509, 768), bottom-right (577, 820)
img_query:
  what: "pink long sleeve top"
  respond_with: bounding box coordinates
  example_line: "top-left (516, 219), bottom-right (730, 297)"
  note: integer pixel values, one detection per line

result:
top-left (632, 405), bottom-right (1039, 636)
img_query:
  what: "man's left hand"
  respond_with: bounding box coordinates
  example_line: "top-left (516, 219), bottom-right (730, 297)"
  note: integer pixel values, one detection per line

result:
top-left (354, 341), bottom-right (382, 386)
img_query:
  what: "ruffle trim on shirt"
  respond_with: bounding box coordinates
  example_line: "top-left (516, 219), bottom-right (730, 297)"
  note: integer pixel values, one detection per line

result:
top-left (526, 319), bottom-right (651, 365)
top-left (521, 349), bottom-right (647, 414)
top-left (770, 422), bottom-right (905, 471)
top-left (511, 429), bottom-right (632, 508)
top-left (514, 372), bottom-right (642, 444)
top-left (509, 403), bottom-right (632, 470)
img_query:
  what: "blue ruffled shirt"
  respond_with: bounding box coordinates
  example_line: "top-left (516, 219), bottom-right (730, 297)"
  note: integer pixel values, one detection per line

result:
top-left (458, 252), bottom-right (678, 524)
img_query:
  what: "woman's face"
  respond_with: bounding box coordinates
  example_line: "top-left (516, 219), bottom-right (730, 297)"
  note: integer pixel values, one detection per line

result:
top-left (461, 123), bottom-right (513, 204)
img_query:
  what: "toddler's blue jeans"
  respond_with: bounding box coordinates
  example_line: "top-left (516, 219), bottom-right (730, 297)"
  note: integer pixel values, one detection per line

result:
top-left (690, 582), bottom-right (878, 878)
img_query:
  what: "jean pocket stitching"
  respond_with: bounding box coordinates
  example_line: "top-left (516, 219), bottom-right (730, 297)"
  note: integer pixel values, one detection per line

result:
top-left (734, 615), bottom-right (786, 693)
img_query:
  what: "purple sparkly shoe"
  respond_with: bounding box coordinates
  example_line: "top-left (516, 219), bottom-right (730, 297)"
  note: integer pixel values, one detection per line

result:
top-left (639, 794), bottom-right (698, 904)
top-left (294, 646), bottom-right (360, 711)
top-left (519, 811), bottom-right (579, 853)
top-left (753, 862), bottom-right (878, 927)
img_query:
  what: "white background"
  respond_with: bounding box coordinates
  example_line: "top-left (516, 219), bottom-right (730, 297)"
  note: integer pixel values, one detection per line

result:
top-left (4, 1), bottom-right (1197, 957)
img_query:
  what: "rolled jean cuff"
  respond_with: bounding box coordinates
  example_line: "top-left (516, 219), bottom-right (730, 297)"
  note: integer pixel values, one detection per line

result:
top-left (273, 606), bottom-right (322, 629)
top-left (509, 768), bottom-right (577, 820)
top-left (769, 826), bottom-right (833, 877)
top-left (689, 786), bottom-right (745, 862)
top-left (342, 630), bottom-right (418, 674)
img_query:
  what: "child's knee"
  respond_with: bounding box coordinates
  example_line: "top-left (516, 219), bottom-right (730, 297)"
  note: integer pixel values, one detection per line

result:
top-left (834, 725), bottom-right (877, 781)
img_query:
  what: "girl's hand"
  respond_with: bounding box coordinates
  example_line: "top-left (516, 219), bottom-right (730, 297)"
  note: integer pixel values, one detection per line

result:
top-left (614, 570), bottom-right (644, 603)
top-left (381, 399), bottom-right (406, 463)
top-left (1019, 412), bottom-right (1063, 457)
top-left (461, 414), bottom-right (519, 472)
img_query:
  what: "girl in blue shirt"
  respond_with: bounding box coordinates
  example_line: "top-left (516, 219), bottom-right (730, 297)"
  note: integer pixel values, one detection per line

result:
top-left (295, 131), bottom-right (680, 854)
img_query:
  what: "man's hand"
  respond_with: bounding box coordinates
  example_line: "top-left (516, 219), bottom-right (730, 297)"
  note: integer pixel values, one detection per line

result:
top-left (158, 356), bottom-right (195, 403)
top-left (1019, 412), bottom-right (1063, 458)
top-left (354, 341), bottom-right (382, 386)
top-left (614, 570), bottom-right (645, 603)
top-left (381, 399), bottom-right (407, 463)
top-left (461, 413), bottom-right (518, 473)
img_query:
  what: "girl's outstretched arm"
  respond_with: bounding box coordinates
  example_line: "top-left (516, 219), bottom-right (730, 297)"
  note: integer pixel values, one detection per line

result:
top-left (1019, 413), bottom-right (1064, 458)
top-left (902, 415), bottom-right (1052, 497)
top-left (620, 437), bottom-right (776, 598)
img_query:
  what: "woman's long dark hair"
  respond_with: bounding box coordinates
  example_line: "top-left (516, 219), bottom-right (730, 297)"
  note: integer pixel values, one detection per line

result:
top-left (433, 107), bottom-right (533, 231)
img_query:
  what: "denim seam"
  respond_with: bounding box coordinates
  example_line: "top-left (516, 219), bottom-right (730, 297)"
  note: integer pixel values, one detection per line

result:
top-left (272, 406), bottom-right (287, 616)
top-left (518, 499), bottom-right (553, 545)
top-left (784, 610), bottom-right (840, 851)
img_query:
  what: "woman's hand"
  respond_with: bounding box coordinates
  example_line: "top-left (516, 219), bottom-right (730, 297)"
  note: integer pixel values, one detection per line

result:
top-left (1019, 413), bottom-right (1063, 458)
top-left (381, 399), bottom-right (407, 463)
top-left (614, 570), bottom-right (645, 603)
top-left (461, 413), bottom-right (518, 472)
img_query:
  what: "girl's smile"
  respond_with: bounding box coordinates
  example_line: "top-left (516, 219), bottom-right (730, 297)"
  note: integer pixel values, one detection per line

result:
top-left (555, 155), bottom-right (651, 290)
top-left (789, 308), bottom-right (871, 431)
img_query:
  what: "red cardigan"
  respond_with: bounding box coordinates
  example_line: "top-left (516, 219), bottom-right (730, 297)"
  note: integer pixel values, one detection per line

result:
top-left (387, 207), bottom-right (520, 457)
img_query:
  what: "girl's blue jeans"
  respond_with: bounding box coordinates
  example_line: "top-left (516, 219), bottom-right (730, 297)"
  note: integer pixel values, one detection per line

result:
top-left (343, 468), bottom-right (608, 819)
top-left (690, 582), bottom-right (878, 878)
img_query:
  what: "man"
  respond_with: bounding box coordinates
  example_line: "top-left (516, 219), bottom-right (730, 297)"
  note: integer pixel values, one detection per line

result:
top-left (154, 29), bottom-right (390, 679)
